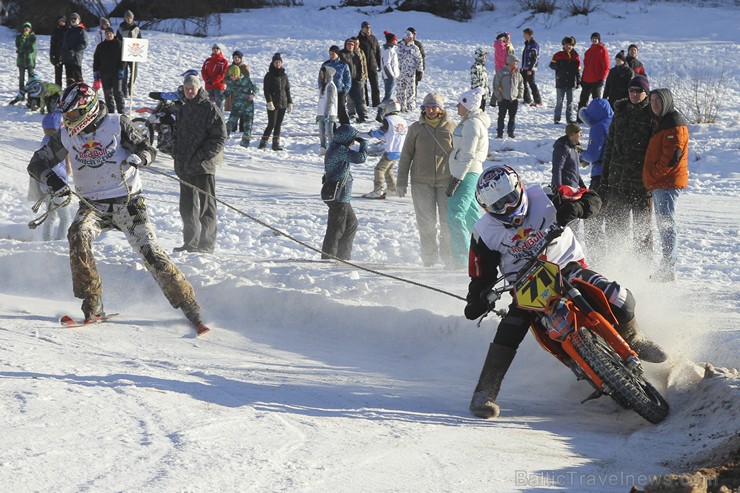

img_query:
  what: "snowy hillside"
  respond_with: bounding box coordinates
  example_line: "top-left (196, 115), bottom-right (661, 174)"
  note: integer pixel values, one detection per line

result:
top-left (0, 1), bottom-right (738, 491)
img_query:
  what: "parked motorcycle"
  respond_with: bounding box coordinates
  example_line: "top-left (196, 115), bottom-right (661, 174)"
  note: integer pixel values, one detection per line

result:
top-left (478, 225), bottom-right (670, 424)
top-left (131, 91), bottom-right (181, 155)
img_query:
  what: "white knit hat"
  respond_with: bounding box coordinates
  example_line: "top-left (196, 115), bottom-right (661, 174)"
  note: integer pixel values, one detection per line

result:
top-left (457, 87), bottom-right (485, 111)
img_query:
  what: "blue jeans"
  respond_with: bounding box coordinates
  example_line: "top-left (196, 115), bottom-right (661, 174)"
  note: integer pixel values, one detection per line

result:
top-left (382, 77), bottom-right (396, 102)
top-left (446, 172), bottom-right (482, 268)
top-left (554, 87), bottom-right (574, 123)
top-left (651, 188), bottom-right (680, 265)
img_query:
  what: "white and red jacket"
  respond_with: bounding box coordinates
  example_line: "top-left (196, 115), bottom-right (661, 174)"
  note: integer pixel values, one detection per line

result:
top-left (201, 52), bottom-right (229, 91)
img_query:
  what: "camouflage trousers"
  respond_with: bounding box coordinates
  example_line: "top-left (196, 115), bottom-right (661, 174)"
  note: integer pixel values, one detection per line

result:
top-left (68, 194), bottom-right (197, 310)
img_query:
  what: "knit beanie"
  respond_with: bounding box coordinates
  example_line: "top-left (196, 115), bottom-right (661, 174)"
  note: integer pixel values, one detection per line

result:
top-left (232, 50), bottom-right (243, 58)
top-left (458, 87), bottom-right (485, 111)
top-left (124, 10), bottom-right (134, 19)
top-left (361, 21), bottom-right (370, 28)
top-left (22, 22), bottom-right (32, 29)
top-left (591, 32), bottom-right (601, 42)
top-left (329, 45), bottom-right (340, 54)
top-left (69, 13), bottom-right (80, 21)
top-left (384, 31), bottom-right (397, 43)
top-left (421, 93), bottom-right (445, 110)
top-left (272, 52), bottom-right (283, 63)
top-left (628, 75), bottom-right (650, 93)
top-left (615, 50), bottom-right (626, 62)
top-left (565, 122), bottom-right (581, 137)
top-left (628, 43), bottom-right (639, 51)
top-left (183, 74), bottom-right (202, 89)
top-left (506, 54), bottom-right (519, 65)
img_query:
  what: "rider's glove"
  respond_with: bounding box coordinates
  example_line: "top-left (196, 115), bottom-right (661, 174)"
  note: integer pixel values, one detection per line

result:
top-left (126, 154), bottom-right (144, 168)
top-left (46, 173), bottom-right (69, 194)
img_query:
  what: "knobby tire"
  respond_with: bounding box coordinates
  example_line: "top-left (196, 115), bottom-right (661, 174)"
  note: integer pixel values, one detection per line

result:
top-left (571, 328), bottom-right (669, 424)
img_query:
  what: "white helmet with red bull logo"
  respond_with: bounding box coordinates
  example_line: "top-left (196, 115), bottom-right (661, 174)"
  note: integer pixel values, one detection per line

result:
top-left (476, 164), bottom-right (529, 226)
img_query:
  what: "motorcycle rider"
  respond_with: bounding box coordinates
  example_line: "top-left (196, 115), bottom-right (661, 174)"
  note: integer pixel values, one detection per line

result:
top-left (464, 164), bottom-right (667, 419)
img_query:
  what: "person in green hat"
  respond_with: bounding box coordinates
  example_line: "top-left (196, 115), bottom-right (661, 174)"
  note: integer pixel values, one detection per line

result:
top-left (15, 21), bottom-right (37, 91)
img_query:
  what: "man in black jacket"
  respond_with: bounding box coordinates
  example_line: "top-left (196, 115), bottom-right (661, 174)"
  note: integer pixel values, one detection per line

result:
top-left (357, 21), bottom-right (381, 108)
top-left (49, 16), bottom-right (67, 87)
top-left (93, 28), bottom-right (124, 113)
top-left (172, 74), bottom-right (227, 254)
top-left (61, 13), bottom-right (88, 85)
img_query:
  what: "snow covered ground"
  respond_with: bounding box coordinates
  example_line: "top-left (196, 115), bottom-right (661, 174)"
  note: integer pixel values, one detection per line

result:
top-left (0, 1), bottom-right (738, 491)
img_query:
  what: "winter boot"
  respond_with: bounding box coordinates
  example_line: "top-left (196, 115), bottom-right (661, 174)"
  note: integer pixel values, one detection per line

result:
top-left (615, 317), bottom-right (668, 363)
top-left (272, 137), bottom-right (284, 151)
top-left (469, 343), bottom-right (517, 418)
top-left (82, 295), bottom-right (104, 322)
top-left (257, 136), bottom-right (269, 150)
top-left (361, 189), bottom-right (386, 199)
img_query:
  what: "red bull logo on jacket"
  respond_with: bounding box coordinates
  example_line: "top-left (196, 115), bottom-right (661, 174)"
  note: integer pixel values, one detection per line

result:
top-left (73, 138), bottom-right (116, 168)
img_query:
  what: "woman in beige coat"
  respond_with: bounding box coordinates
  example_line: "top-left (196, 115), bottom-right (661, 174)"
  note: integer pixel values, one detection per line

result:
top-left (397, 93), bottom-right (457, 267)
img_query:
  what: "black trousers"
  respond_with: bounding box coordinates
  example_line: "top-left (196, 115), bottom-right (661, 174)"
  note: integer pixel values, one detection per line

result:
top-left (322, 202), bottom-right (357, 260)
top-left (261, 108), bottom-right (286, 141)
top-left (578, 81), bottom-right (604, 112)
top-left (178, 173), bottom-right (217, 253)
top-left (337, 92), bottom-right (350, 125)
top-left (101, 73), bottom-right (124, 113)
top-left (365, 68), bottom-right (381, 108)
top-left (496, 99), bottom-right (519, 136)
top-left (64, 63), bottom-right (82, 86)
top-left (521, 69), bottom-right (542, 105)
top-left (54, 63), bottom-right (63, 87)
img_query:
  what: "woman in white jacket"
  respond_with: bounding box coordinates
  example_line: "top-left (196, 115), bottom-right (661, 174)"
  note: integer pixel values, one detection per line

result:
top-left (446, 87), bottom-right (491, 268)
top-left (317, 65), bottom-right (338, 153)
top-left (379, 32), bottom-right (400, 103)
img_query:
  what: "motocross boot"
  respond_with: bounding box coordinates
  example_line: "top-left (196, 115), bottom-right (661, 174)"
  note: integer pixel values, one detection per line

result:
top-left (469, 343), bottom-right (517, 418)
top-left (616, 317), bottom-right (668, 363)
top-left (82, 295), bottom-right (104, 322)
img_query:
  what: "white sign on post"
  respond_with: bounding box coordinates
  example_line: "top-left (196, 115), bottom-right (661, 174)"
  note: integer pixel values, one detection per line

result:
top-left (121, 38), bottom-right (149, 117)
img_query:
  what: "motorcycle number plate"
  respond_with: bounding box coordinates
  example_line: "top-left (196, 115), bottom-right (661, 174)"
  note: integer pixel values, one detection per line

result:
top-left (514, 259), bottom-right (562, 312)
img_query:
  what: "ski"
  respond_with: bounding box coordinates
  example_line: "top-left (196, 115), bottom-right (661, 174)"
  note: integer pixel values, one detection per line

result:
top-left (59, 313), bottom-right (119, 328)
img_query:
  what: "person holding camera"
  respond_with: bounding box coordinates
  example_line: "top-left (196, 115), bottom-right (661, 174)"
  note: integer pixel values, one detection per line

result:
top-left (321, 125), bottom-right (368, 261)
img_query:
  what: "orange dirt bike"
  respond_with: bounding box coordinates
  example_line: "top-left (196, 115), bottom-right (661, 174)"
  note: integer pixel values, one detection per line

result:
top-left (478, 225), bottom-right (669, 424)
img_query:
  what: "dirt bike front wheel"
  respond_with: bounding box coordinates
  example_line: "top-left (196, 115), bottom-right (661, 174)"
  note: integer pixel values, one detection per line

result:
top-left (131, 117), bottom-right (154, 145)
top-left (571, 328), bottom-right (669, 424)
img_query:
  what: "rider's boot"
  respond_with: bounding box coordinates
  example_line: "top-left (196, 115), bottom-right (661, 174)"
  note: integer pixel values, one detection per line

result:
top-left (469, 343), bottom-right (517, 418)
top-left (615, 317), bottom-right (668, 363)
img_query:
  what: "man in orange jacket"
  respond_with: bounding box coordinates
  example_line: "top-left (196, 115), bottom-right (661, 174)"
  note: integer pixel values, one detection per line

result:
top-left (643, 88), bottom-right (689, 282)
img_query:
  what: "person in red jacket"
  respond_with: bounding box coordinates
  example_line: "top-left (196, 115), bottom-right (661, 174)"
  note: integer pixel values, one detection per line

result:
top-left (643, 88), bottom-right (688, 282)
top-left (578, 32), bottom-right (610, 119)
top-left (201, 43), bottom-right (229, 111)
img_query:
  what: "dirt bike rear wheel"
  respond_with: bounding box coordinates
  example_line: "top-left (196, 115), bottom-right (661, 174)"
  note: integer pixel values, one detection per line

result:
top-left (131, 117), bottom-right (154, 145)
top-left (571, 328), bottom-right (669, 424)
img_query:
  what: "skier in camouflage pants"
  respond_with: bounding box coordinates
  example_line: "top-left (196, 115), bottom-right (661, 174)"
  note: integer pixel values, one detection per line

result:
top-left (28, 83), bottom-right (207, 332)
top-left (223, 64), bottom-right (256, 148)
